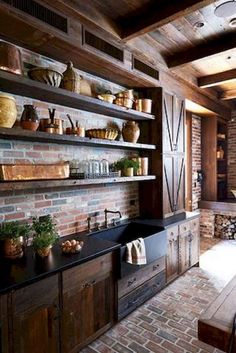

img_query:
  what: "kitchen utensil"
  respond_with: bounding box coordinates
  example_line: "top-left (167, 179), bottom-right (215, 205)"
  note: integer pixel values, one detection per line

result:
top-left (65, 114), bottom-right (77, 135)
top-left (60, 61), bottom-right (81, 93)
top-left (28, 67), bottom-right (62, 87)
top-left (40, 109), bottom-right (63, 134)
top-left (0, 93), bottom-right (17, 128)
top-left (98, 91), bottom-right (116, 104)
top-left (122, 121), bottom-right (140, 143)
top-left (114, 97), bottom-right (133, 109)
top-left (0, 41), bottom-right (23, 75)
top-left (135, 99), bottom-right (152, 114)
top-left (20, 104), bottom-right (39, 131)
top-left (76, 121), bottom-right (85, 137)
top-left (86, 128), bottom-right (118, 140)
top-left (116, 89), bottom-right (134, 99)
top-left (0, 162), bottom-right (70, 180)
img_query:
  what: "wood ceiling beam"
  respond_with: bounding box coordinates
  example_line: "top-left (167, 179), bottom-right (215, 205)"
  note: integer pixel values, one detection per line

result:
top-left (120, 0), bottom-right (215, 41)
top-left (198, 69), bottom-right (236, 88)
top-left (166, 32), bottom-right (236, 68)
top-left (220, 89), bottom-right (236, 101)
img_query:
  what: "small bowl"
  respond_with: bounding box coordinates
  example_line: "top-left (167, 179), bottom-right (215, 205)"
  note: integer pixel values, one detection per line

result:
top-left (98, 94), bottom-right (116, 104)
top-left (28, 67), bottom-right (63, 87)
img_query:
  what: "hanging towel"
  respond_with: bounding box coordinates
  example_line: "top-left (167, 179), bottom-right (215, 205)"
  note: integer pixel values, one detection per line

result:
top-left (126, 238), bottom-right (147, 265)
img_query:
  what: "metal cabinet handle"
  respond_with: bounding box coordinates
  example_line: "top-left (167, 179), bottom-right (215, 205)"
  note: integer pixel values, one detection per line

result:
top-left (128, 278), bottom-right (136, 287)
top-left (83, 279), bottom-right (96, 288)
top-left (153, 264), bottom-right (159, 271)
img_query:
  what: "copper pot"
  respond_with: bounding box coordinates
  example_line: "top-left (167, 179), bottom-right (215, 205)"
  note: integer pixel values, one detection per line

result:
top-left (39, 118), bottom-right (63, 134)
top-left (114, 97), bottom-right (133, 109)
top-left (135, 99), bottom-right (152, 114)
top-left (0, 41), bottom-right (23, 75)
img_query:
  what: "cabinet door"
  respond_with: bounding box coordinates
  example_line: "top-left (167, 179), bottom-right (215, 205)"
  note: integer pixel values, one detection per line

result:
top-left (0, 294), bottom-right (10, 353)
top-left (62, 253), bottom-right (114, 353)
top-left (190, 218), bottom-right (200, 266)
top-left (179, 222), bottom-right (191, 274)
top-left (11, 275), bottom-right (60, 353)
top-left (166, 226), bottom-right (179, 283)
top-left (173, 156), bottom-right (185, 214)
top-left (163, 92), bottom-right (185, 153)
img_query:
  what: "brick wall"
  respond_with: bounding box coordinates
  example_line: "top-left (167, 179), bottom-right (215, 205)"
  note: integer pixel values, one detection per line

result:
top-left (227, 118), bottom-right (236, 198)
top-left (192, 115), bottom-right (201, 210)
top-left (0, 42), bottom-right (140, 237)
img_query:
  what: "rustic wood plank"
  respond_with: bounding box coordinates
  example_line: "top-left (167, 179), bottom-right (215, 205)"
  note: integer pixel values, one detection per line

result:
top-left (199, 200), bottom-right (236, 212)
top-left (198, 275), bottom-right (236, 352)
top-left (198, 69), bottom-right (236, 89)
top-left (0, 71), bottom-right (154, 122)
top-left (0, 127), bottom-right (156, 151)
top-left (119, 0), bottom-right (215, 41)
top-left (166, 32), bottom-right (236, 68)
top-left (0, 176), bottom-right (156, 193)
top-left (220, 89), bottom-right (236, 101)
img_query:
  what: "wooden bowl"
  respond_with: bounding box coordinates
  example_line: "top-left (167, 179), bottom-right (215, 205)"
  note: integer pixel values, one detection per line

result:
top-left (28, 67), bottom-right (63, 87)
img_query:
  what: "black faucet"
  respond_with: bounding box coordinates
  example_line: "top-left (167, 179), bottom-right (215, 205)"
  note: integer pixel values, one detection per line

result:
top-left (104, 208), bottom-right (122, 228)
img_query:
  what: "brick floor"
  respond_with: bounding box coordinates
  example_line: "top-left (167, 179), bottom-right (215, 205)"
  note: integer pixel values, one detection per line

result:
top-left (81, 238), bottom-right (236, 353)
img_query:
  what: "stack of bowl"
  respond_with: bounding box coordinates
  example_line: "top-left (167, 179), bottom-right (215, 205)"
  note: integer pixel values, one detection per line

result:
top-left (114, 90), bottom-right (134, 109)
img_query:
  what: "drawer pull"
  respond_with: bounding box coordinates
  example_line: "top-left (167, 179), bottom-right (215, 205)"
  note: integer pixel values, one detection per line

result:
top-left (153, 283), bottom-right (160, 289)
top-left (153, 264), bottom-right (160, 271)
top-left (129, 298), bottom-right (139, 306)
top-left (184, 227), bottom-right (186, 231)
top-left (128, 278), bottom-right (136, 287)
top-left (83, 279), bottom-right (96, 288)
top-left (170, 232), bottom-right (174, 236)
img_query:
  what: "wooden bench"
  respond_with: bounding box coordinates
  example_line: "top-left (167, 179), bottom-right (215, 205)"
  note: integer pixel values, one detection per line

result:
top-left (198, 275), bottom-right (236, 352)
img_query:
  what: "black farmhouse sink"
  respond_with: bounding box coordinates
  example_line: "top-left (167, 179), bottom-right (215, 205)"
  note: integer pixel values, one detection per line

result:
top-left (91, 221), bottom-right (167, 277)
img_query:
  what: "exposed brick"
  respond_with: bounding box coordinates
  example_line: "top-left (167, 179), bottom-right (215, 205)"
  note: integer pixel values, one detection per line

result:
top-left (162, 340), bottom-right (184, 353)
top-left (145, 341), bottom-right (167, 353)
top-left (177, 338), bottom-right (200, 353)
top-left (5, 212), bottom-right (25, 220)
top-left (128, 342), bottom-right (150, 353)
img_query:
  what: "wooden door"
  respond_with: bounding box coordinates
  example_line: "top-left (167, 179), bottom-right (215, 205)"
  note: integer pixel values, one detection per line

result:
top-left (179, 222), bottom-right (191, 273)
top-left (166, 226), bottom-right (179, 283)
top-left (0, 294), bottom-right (10, 353)
top-left (163, 92), bottom-right (185, 154)
top-left (190, 218), bottom-right (200, 266)
top-left (62, 253), bottom-right (115, 353)
top-left (11, 275), bottom-right (60, 353)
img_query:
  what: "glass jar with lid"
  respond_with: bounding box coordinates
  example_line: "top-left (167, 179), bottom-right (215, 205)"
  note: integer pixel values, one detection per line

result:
top-left (99, 159), bottom-right (109, 176)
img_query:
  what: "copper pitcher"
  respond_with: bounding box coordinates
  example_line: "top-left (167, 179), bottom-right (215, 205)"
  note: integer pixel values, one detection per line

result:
top-left (0, 41), bottom-right (23, 75)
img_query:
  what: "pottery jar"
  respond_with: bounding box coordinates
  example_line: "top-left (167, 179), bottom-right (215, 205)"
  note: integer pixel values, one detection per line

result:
top-left (0, 93), bottom-right (17, 128)
top-left (3, 237), bottom-right (24, 259)
top-left (20, 104), bottom-right (39, 131)
top-left (122, 121), bottom-right (140, 143)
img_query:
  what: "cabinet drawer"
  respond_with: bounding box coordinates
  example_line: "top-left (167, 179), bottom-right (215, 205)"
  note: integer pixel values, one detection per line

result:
top-left (63, 253), bottom-right (113, 292)
top-left (167, 226), bottom-right (178, 240)
top-left (179, 221), bottom-right (191, 234)
top-left (118, 270), bottom-right (165, 321)
top-left (190, 218), bottom-right (199, 231)
top-left (118, 256), bottom-right (165, 299)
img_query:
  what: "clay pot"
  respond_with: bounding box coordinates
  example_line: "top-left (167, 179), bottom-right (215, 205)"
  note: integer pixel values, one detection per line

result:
top-left (60, 61), bottom-right (81, 93)
top-left (20, 105), bottom-right (39, 131)
top-left (2, 237), bottom-right (24, 259)
top-left (0, 94), bottom-right (17, 128)
top-left (36, 246), bottom-right (51, 258)
top-left (122, 121), bottom-right (140, 143)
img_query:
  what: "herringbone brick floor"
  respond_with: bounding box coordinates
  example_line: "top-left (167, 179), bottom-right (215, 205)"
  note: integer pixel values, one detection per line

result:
top-left (81, 238), bottom-right (236, 353)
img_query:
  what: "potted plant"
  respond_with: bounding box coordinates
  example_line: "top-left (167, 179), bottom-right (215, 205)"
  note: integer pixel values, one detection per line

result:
top-left (32, 215), bottom-right (58, 258)
top-left (0, 221), bottom-right (30, 259)
top-left (114, 157), bottom-right (140, 177)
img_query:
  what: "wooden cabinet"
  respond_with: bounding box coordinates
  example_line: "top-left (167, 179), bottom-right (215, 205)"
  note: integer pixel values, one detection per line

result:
top-left (139, 87), bottom-right (185, 219)
top-left (62, 253), bottom-right (115, 353)
top-left (166, 217), bottom-right (200, 283)
top-left (0, 294), bottom-right (10, 353)
top-left (166, 226), bottom-right (179, 282)
top-left (201, 117), bottom-right (227, 201)
top-left (10, 275), bottom-right (60, 353)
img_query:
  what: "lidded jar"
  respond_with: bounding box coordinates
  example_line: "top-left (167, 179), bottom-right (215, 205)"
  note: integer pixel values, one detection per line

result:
top-left (122, 121), bottom-right (140, 143)
top-left (60, 61), bottom-right (81, 94)
top-left (0, 93), bottom-right (17, 128)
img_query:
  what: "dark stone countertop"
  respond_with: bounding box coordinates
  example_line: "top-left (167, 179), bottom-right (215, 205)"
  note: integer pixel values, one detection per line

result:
top-left (0, 232), bottom-right (120, 295)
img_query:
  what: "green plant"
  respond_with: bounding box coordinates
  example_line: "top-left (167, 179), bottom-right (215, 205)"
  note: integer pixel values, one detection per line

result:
top-left (114, 158), bottom-right (139, 172)
top-left (32, 215), bottom-right (58, 250)
top-left (0, 221), bottom-right (30, 240)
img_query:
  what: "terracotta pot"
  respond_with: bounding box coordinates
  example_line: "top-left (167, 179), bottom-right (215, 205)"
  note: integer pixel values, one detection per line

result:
top-left (2, 237), bottom-right (24, 259)
top-left (60, 61), bottom-right (81, 94)
top-left (123, 167), bottom-right (134, 177)
top-left (0, 93), bottom-right (17, 128)
top-left (36, 246), bottom-right (51, 258)
top-left (0, 41), bottom-right (23, 75)
top-left (20, 105), bottom-right (39, 131)
top-left (122, 121), bottom-right (140, 143)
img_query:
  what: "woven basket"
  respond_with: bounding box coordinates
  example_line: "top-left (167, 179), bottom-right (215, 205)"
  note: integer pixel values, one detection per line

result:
top-left (86, 128), bottom-right (118, 140)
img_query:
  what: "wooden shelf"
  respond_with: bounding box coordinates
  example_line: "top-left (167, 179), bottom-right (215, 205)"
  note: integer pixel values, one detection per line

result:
top-left (0, 176), bottom-right (156, 193)
top-left (0, 70), bottom-right (155, 121)
top-left (0, 127), bottom-right (156, 151)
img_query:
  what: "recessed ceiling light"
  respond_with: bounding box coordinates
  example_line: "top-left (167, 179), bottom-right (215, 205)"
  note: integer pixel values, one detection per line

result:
top-left (214, 1), bottom-right (236, 18)
top-left (229, 17), bottom-right (236, 26)
top-left (194, 21), bottom-right (205, 28)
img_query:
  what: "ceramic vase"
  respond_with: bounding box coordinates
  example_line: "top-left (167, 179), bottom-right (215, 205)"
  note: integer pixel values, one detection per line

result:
top-left (122, 121), bottom-right (140, 143)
